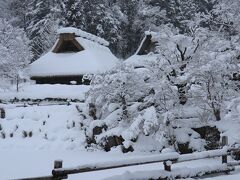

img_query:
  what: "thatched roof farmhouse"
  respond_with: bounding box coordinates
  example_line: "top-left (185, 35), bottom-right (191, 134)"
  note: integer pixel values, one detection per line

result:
top-left (30, 27), bottom-right (118, 85)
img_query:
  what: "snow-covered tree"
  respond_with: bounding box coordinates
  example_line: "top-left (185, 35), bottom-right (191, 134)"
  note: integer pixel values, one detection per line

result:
top-left (27, 0), bottom-right (57, 61)
top-left (152, 26), bottom-right (200, 105)
top-left (87, 63), bottom-right (150, 121)
top-left (209, 0), bottom-right (240, 35)
top-left (86, 62), bottom-right (172, 152)
top-left (118, 0), bottom-right (142, 57)
top-left (141, 0), bottom-right (215, 33)
top-left (59, 0), bottom-right (83, 28)
top-left (8, 0), bottom-right (30, 30)
top-left (191, 29), bottom-right (240, 121)
top-left (0, 0), bottom-right (10, 19)
top-left (0, 18), bottom-right (32, 85)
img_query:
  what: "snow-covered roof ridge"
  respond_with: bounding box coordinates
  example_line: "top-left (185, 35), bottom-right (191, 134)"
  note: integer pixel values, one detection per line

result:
top-left (58, 27), bottom-right (109, 47)
top-left (145, 30), bottom-right (158, 37)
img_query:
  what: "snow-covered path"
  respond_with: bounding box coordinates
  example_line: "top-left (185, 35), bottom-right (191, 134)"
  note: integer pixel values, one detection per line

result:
top-left (1, 150), bottom-right (240, 180)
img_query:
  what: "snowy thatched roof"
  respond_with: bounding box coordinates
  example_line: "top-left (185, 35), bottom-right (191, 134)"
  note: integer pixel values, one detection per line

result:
top-left (125, 31), bottom-right (158, 68)
top-left (57, 27), bottom-right (109, 47)
top-left (30, 27), bottom-right (118, 78)
top-left (135, 31), bottom-right (158, 55)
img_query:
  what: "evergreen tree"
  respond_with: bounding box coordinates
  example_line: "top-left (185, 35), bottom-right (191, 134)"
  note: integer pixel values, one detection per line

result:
top-left (208, 0), bottom-right (240, 35)
top-left (9, 0), bottom-right (30, 30)
top-left (0, 18), bottom-right (32, 81)
top-left (119, 0), bottom-right (142, 57)
top-left (0, 0), bottom-right (10, 19)
top-left (142, 0), bottom-right (215, 33)
top-left (83, 0), bottom-right (122, 56)
top-left (60, 0), bottom-right (83, 28)
top-left (27, 0), bottom-right (57, 61)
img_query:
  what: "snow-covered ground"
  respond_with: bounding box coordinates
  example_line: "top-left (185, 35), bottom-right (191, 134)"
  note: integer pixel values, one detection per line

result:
top-left (0, 103), bottom-right (87, 150)
top-left (1, 149), bottom-right (240, 180)
top-left (0, 84), bottom-right (90, 102)
top-left (0, 85), bottom-right (240, 180)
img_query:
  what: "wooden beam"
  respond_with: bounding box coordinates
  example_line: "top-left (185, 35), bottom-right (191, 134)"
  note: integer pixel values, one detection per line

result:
top-left (52, 39), bottom-right (63, 53)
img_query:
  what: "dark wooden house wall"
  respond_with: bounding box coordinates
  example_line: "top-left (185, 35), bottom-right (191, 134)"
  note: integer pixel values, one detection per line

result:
top-left (32, 76), bottom-right (91, 85)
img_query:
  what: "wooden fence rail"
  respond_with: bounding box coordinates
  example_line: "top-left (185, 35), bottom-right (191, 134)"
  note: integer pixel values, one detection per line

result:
top-left (51, 148), bottom-right (230, 177)
top-left (17, 136), bottom-right (240, 180)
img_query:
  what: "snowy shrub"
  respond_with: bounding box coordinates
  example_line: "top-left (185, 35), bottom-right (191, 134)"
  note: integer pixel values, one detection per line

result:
top-left (1, 131), bottom-right (6, 139)
top-left (72, 121), bottom-right (76, 128)
top-left (9, 133), bottom-right (13, 138)
top-left (174, 127), bottom-right (206, 153)
top-left (87, 63), bottom-right (151, 121)
top-left (28, 131), bottom-right (33, 137)
top-left (85, 62), bottom-right (168, 151)
top-left (22, 130), bottom-right (28, 138)
top-left (15, 125), bottom-right (18, 131)
top-left (43, 133), bottom-right (48, 140)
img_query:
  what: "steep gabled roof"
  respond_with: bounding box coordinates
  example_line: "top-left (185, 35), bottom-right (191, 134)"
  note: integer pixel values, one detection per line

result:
top-left (136, 31), bottom-right (158, 55)
top-left (125, 31), bottom-right (158, 68)
top-left (52, 33), bottom-right (84, 53)
top-left (30, 28), bottom-right (118, 78)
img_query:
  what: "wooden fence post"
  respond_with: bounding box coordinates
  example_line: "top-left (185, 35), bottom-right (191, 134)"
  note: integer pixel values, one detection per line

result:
top-left (222, 136), bottom-right (228, 164)
top-left (163, 161), bottom-right (172, 172)
top-left (53, 160), bottom-right (64, 179)
top-left (0, 108), bottom-right (5, 119)
top-left (54, 160), bottom-right (63, 169)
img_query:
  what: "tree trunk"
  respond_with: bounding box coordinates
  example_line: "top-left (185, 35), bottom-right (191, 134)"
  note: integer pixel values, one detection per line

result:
top-left (214, 109), bottom-right (221, 121)
top-left (177, 83), bottom-right (187, 105)
top-left (89, 103), bottom-right (97, 120)
top-left (16, 75), bottom-right (19, 92)
top-left (121, 96), bottom-right (128, 121)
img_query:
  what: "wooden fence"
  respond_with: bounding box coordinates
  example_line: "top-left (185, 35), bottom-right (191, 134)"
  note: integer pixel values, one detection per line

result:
top-left (16, 136), bottom-right (240, 180)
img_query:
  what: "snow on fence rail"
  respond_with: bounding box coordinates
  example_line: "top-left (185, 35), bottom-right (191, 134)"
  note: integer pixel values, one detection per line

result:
top-left (16, 136), bottom-right (240, 180)
top-left (104, 164), bottom-right (234, 180)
